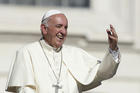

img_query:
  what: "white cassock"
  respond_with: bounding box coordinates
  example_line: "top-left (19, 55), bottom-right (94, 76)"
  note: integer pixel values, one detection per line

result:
top-left (5, 39), bottom-right (120, 93)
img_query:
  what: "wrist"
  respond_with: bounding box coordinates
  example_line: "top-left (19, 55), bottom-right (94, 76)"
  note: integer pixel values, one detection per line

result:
top-left (110, 45), bottom-right (118, 51)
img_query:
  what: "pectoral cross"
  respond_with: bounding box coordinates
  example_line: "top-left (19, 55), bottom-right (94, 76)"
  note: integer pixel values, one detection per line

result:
top-left (52, 81), bottom-right (62, 93)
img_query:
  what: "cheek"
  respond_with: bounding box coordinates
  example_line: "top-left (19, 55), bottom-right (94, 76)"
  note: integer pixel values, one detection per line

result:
top-left (65, 31), bottom-right (67, 36)
top-left (64, 32), bottom-right (67, 38)
top-left (47, 31), bottom-right (57, 41)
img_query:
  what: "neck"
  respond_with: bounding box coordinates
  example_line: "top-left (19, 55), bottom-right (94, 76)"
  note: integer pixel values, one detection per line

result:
top-left (41, 38), bottom-right (62, 52)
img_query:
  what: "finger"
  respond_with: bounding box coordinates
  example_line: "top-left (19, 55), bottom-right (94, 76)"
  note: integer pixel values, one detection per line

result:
top-left (108, 35), bottom-right (116, 40)
top-left (106, 29), bottom-right (112, 35)
top-left (106, 29), bottom-right (113, 42)
top-left (110, 24), bottom-right (115, 34)
top-left (110, 24), bottom-right (117, 37)
top-left (110, 24), bottom-right (115, 32)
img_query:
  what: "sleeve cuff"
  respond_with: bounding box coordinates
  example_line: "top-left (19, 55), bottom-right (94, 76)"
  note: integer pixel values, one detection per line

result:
top-left (109, 47), bottom-right (120, 63)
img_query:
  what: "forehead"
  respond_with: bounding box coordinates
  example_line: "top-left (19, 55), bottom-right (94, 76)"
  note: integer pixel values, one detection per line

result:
top-left (48, 14), bottom-right (68, 24)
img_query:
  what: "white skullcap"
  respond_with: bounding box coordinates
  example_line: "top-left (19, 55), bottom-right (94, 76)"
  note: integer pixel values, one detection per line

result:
top-left (41, 10), bottom-right (63, 22)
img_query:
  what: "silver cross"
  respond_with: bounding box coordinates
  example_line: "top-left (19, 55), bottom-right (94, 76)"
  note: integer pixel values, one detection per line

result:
top-left (52, 82), bottom-right (62, 93)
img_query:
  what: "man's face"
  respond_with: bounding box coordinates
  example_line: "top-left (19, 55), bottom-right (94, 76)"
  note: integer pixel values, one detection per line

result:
top-left (42, 14), bottom-right (68, 48)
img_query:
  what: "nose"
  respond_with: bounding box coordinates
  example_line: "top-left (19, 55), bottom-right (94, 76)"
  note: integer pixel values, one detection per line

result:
top-left (60, 26), bottom-right (67, 34)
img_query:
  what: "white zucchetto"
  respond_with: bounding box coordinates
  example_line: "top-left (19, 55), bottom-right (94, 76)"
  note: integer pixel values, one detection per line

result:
top-left (41, 10), bottom-right (63, 22)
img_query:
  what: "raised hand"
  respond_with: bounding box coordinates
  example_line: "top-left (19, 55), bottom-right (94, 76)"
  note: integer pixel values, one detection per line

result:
top-left (106, 24), bottom-right (118, 51)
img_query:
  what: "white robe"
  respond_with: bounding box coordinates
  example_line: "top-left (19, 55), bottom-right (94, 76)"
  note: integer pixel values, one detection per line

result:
top-left (5, 40), bottom-right (120, 93)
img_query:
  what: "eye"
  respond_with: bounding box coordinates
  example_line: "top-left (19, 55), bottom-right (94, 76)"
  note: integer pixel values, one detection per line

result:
top-left (55, 24), bottom-right (62, 28)
top-left (65, 26), bottom-right (68, 30)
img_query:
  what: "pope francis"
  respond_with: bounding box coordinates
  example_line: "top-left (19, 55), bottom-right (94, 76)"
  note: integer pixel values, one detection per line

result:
top-left (5, 10), bottom-right (121, 93)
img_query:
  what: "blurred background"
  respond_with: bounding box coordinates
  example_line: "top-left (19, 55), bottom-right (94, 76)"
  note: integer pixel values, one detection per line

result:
top-left (0, 0), bottom-right (140, 93)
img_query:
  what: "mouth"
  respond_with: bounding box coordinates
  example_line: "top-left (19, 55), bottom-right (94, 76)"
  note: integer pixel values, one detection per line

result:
top-left (56, 32), bottom-right (64, 40)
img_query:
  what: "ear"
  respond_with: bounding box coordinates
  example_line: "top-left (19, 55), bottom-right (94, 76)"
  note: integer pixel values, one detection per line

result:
top-left (40, 24), bottom-right (47, 35)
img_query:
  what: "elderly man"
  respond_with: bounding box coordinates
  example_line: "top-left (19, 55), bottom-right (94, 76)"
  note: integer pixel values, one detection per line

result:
top-left (6, 10), bottom-right (120, 93)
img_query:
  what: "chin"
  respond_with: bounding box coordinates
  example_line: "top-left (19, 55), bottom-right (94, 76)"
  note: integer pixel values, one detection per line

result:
top-left (54, 39), bottom-right (65, 48)
top-left (56, 42), bottom-right (63, 48)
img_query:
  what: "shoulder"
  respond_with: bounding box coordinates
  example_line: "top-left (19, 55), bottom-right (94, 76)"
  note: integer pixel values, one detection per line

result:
top-left (17, 41), bottom-right (39, 53)
top-left (63, 44), bottom-right (99, 59)
top-left (63, 44), bottom-right (84, 52)
top-left (63, 45), bottom-right (91, 57)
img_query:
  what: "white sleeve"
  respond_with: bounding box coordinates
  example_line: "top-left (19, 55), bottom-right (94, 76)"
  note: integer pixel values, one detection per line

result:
top-left (96, 49), bottom-right (120, 81)
top-left (16, 87), bottom-right (35, 93)
top-left (76, 47), bottom-right (121, 92)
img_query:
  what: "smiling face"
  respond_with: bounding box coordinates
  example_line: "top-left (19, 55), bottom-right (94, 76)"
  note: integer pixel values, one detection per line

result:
top-left (41, 14), bottom-right (68, 48)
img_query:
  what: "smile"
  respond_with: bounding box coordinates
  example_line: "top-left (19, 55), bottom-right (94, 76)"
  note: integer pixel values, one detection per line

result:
top-left (56, 33), bottom-right (64, 39)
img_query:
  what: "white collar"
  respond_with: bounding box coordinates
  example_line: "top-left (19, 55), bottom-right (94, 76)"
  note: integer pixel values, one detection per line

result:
top-left (40, 39), bottom-right (62, 52)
